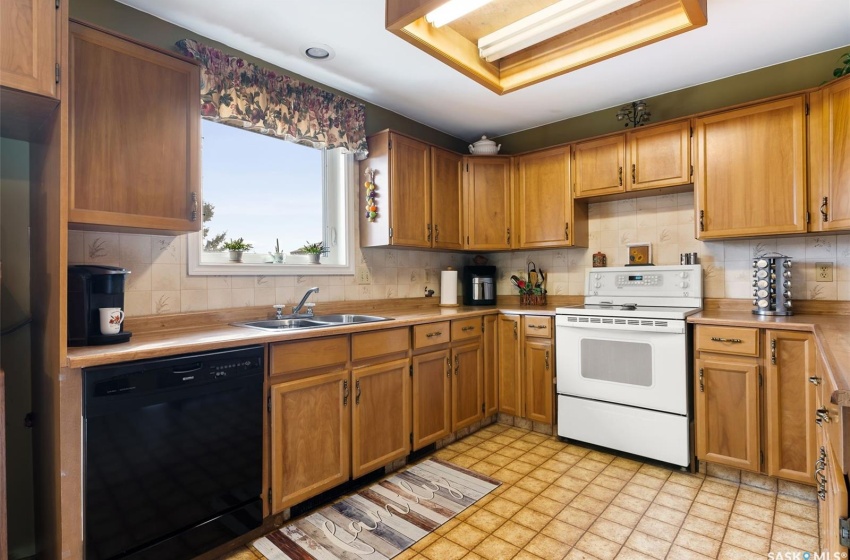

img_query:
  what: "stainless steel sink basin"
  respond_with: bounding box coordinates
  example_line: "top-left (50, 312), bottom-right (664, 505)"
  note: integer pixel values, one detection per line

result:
top-left (311, 314), bottom-right (392, 324)
top-left (232, 314), bottom-right (392, 331)
top-left (233, 318), bottom-right (332, 330)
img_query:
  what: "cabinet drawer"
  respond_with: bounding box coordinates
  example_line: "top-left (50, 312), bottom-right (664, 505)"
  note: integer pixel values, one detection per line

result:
top-left (413, 321), bottom-right (451, 349)
top-left (270, 335), bottom-right (350, 376)
top-left (695, 325), bottom-right (759, 356)
top-left (452, 318), bottom-right (480, 341)
top-left (524, 316), bottom-right (552, 338)
top-left (352, 327), bottom-right (409, 362)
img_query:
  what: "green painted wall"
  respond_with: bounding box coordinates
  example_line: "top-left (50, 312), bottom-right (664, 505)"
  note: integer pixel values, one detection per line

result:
top-left (0, 137), bottom-right (35, 560)
top-left (495, 46), bottom-right (850, 153)
top-left (69, 0), bottom-right (469, 153)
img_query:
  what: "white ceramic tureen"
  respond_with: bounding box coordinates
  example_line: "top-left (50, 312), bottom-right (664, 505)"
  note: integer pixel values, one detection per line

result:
top-left (468, 135), bottom-right (501, 155)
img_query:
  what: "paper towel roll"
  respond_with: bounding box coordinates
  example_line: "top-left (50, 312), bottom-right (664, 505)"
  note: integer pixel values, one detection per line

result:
top-left (440, 268), bottom-right (458, 306)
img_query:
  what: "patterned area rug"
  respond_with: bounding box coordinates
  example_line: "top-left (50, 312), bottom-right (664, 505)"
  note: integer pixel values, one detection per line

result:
top-left (253, 458), bottom-right (501, 559)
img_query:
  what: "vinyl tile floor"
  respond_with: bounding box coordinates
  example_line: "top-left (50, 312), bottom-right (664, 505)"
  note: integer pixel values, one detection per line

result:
top-left (222, 423), bottom-right (820, 560)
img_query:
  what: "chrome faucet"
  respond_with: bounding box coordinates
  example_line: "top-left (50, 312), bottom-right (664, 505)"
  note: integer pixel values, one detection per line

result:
top-left (292, 287), bottom-right (319, 316)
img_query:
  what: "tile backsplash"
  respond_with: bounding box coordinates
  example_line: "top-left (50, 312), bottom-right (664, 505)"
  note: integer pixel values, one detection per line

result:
top-left (69, 192), bottom-right (850, 317)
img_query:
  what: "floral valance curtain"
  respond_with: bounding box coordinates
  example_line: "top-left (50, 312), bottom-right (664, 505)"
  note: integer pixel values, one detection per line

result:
top-left (177, 39), bottom-right (368, 159)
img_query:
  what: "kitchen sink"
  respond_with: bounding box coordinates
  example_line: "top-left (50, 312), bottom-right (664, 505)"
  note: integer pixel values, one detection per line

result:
top-left (311, 314), bottom-right (392, 324)
top-left (232, 314), bottom-right (392, 331)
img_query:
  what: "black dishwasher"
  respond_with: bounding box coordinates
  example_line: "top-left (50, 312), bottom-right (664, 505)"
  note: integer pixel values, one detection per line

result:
top-left (83, 345), bottom-right (264, 560)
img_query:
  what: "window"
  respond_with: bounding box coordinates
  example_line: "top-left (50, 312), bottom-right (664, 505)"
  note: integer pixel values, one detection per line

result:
top-left (188, 120), bottom-right (355, 275)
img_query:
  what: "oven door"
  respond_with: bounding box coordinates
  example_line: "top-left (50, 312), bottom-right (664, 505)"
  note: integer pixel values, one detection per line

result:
top-left (555, 315), bottom-right (688, 415)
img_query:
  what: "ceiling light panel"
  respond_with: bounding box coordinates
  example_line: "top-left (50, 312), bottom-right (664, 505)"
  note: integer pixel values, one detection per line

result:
top-left (478, 0), bottom-right (642, 62)
top-left (425, 0), bottom-right (495, 28)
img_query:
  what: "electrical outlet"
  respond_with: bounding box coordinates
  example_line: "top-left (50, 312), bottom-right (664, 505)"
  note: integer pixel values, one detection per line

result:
top-left (356, 267), bottom-right (371, 285)
top-left (816, 262), bottom-right (834, 282)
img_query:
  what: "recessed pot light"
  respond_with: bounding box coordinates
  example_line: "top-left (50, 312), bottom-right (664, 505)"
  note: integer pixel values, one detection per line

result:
top-left (303, 43), bottom-right (335, 61)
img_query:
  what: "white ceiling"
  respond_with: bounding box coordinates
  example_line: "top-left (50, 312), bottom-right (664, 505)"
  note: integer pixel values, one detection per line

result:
top-left (119, 0), bottom-right (850, 141)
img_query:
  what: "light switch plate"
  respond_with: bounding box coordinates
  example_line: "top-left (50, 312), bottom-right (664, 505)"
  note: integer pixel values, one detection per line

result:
top-left (816, 262), bottom-right (834, 282)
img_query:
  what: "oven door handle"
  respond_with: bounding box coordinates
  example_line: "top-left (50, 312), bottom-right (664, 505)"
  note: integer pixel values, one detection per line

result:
top-left (555, 319), bottom-right (685, 335)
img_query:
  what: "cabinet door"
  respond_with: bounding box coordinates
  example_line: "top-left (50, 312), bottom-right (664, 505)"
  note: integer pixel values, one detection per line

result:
top-left (573, 135), bottom-right (625, 198)
top-left (431, 147), bottom-right (463, 250)
top-left (0, 0), bottom-right (57, 98)
top-left (809, 77), bottom-right (850, 231)
top-left (627, 120), bottom-right (691, 191)
top-left (695, 357), bottom-right (760, 472)
top-left (464, 157), bottom-right (512, 250)
top-left (412, 349), bottom-right (451, 450)
top-left (69, 22), bottom-right (201, 232)
top-left (389, 133), bottom-right (431, 247)
top-left (452, 340), bottom-right (483, 431)
top-left (516, 146), bottom-right (573, 249)
top-left (820, 439), bottom-right (849, 554)
top-left (483, 315), bottom-right (498, 417)
top-left (765, 331), bottom-right (817, 484)
top-left (694, 96), bottom-right (807, 239)
top-left (351, 358), bottom-right (410, 478)
top-left (497, 315), bottom-right (522, 416)
top-left (524, 338), bottom-right (553, 424)
top-left (270, 370), bottom-right (350, 512)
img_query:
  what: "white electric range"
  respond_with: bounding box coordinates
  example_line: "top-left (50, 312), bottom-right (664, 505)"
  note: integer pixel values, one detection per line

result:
top-left (555, 265), bottom-right (703, 467)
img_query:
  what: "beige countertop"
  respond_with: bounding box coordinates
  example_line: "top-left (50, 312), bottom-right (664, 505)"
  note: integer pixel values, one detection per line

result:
top-left (64, 302), bottom-right (567, 369)
top-left (688, 310), bottom-right (850, 406)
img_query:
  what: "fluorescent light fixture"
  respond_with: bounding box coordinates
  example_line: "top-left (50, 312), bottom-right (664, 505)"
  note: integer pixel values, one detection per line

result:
top-left (425, 0), bottom-right (494, 28)
top-left (478, 0), bottom-right (642, 62)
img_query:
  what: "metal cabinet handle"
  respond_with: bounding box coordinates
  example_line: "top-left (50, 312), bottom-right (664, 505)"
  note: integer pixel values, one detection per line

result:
top-left (618, 166), bottom-right (623, 186)
top-left (343, 380), bottom-right (349, 406)
top-left (355, 380), bottom-right (361, 405)
top-left (513, 323), bottom-right (518, 340)
top-left (427, 223), bottom-right (432, 242)
top-left (699, 210), bottom-right (705, 232)
top-left (809, 376), bottom-right (821, 386)
top-left (631, 163), bottom-right (636, 184)
top-left (816, 408), bottom-right (831, 425)
top-left (710, 337), bottom-right (742, 344)
top-left (426, 331), bottom-right (443, 338)
top-left (545, 350), bottom-right (550, 371)
top-left (434, 224), bottom-right (440, 241)
top-left (529, 324), bottom-right (547, 329)
top-left (446, 357), bottom-right (451, 378)
top-left (565, 222), bottom-right (569, 241)
top-left (190, 192), bottom-right (198, 222)
top-left (506, 228), bottom-right (511, 245)
top-left (821, 197), bottom-right (829, 222)
top-left (454, 355), bottom-right (459, 376)
top-left (771, 339), bottom-right (777, 364)
top-left (462, 325), bottom-right (475, 332)
top-left (699, 368), bottom-right (704, 393)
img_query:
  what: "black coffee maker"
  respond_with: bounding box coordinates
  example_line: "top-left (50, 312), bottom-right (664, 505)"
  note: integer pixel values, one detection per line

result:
top-left (462, 265), bottom-right (497, 306)
top-left (68, 265), bottom-right (132, 346)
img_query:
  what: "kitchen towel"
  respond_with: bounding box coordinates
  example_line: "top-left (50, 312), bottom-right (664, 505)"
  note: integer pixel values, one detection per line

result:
top-left (440, 268), bottom-right (458, 306)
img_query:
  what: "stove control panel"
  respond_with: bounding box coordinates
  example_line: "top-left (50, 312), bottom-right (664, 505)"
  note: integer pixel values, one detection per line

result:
top-left (585, 265), bottom-right (702, 306)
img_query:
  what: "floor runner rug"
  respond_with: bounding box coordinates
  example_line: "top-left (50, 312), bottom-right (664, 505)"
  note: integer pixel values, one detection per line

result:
top-left (252, 457), bottom-right (501, 559)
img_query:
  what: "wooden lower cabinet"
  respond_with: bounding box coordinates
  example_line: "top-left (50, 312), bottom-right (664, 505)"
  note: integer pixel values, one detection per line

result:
top-left (452, 340), bottom-right (483, 431)
top-left (497, 314), bottom-right (521, 416)
top-left (765, 330), bottom-right (817, 484)
top-left (524, 338), bottom-right (553, 424)
top-left (483, 314), bottom-right (498, 416)
top-left (411, 349), bottom-right (451, 450)
top-left (351, 358), bottom-right (410, 478)
top-left (270, 369), bottom-right (350, 513)
top-left (695, 356), bottom-right (761, 472)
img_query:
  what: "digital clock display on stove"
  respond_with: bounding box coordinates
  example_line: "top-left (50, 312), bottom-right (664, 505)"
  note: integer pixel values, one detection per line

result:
top-left (628, 275), bottom-right (643, 281)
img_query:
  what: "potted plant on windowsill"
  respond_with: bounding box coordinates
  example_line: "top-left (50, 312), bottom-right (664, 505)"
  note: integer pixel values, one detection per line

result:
top-left (222, 238), bottom-right (253, 263)
top-left (289, 241), bottom-right (325, 264)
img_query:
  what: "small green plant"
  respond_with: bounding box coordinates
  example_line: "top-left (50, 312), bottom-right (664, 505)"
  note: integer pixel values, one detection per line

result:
top-left (222, 237), bottom-right (253, 252)
top-left (294, 241), bottom-right (325, 255)
top-left (833, 52), bottom-right (850, 79)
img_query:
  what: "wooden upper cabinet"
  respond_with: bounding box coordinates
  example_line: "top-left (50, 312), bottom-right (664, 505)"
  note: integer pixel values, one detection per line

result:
top-left (695, 356), bottom-right (761, 473)
top-left (431, 147), bottom-right (463, 250)
top-left (516, 146), bottom-right (581, 249)
top-left (573, 135), bottom-right (625, 198)
top-left (764, 330), bottom-right (817, 485)
top-left (464, 156), bottom-right (512, 250)
top-left (69, 22), bottom-right (201, 232)
top-left (388, 133), bottom-right (431, 247)
top-left (1, 0), bottom-right (57, 98)
top-left (627, 120), bottom-right (691, 191)
top-left (809, 76), bottom-right (850, 232)
top-left (694, 95), bottom-right (807, 239)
